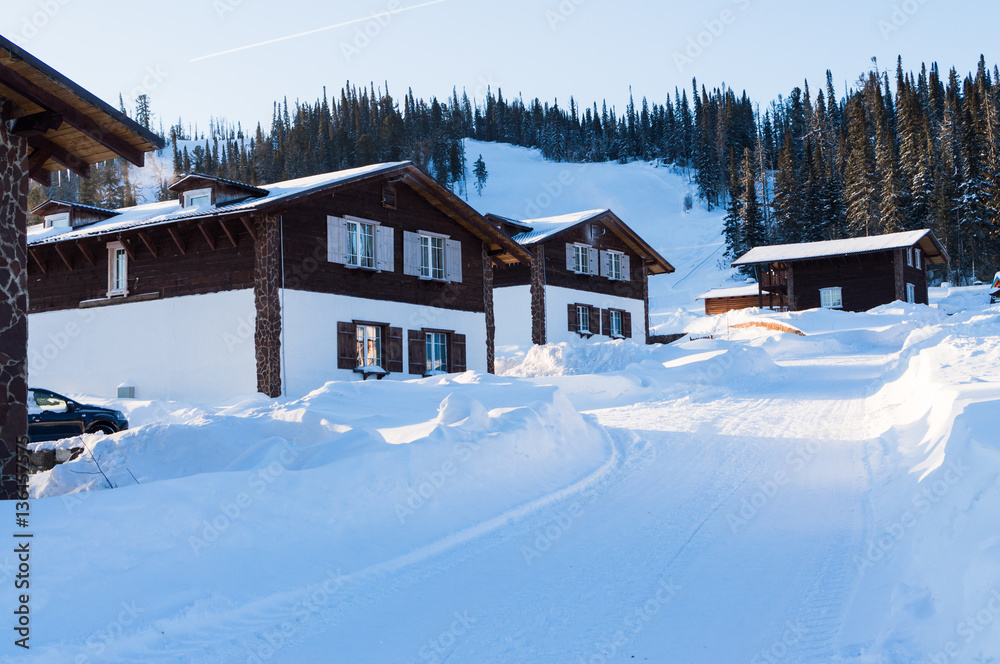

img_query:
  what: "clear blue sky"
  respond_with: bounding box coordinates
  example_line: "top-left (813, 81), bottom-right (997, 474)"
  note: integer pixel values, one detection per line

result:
top-left (3, 0), bottom-right (997, 132)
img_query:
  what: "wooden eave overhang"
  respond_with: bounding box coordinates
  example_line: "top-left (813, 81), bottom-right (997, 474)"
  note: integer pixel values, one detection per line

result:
top-left (0, 35), bottom-right (164, 184)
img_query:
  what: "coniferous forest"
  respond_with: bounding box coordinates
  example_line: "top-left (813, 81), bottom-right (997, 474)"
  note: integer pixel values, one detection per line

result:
top-left (31, 56), bottom-right (1000, 284)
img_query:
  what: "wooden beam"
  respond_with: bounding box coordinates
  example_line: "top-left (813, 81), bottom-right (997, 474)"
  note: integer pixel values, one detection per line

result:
top-left (219, 218), bottom-right (238, 248)
top-left (167, 227), bottom-right (186, 254)
top-left (138, 231), bottom-right (158, 258)
top-left (8, 111), bottom-right (63, 138)
top-left (240, 216), bottom-right (257, 242)
top-left (116, 235), bottom-right (136, 261)
top-left (25, 148), bottom-right (50, 185)
top-left (76, 240), bottom-right (95, 266)
top-left (53, 243), bottom-right (73, 271)
top-left (28, 248), bottom-right (47, 274)
top-left (198, 222), bottom-right (216, 250)
top-left (0, 61), bottom-right (146, 167)
top-left (23, 133), bottom-right (90, 177)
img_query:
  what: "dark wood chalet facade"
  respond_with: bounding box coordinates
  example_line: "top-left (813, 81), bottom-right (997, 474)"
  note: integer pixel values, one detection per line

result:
top-left (486, 210), bottom-right (674, 347)
top-left (698, 284), bottom-right (787, 315)
top-left (26, 163), bottom-right (529, 401)
top-left (731, 230), bottom-right (949, 312)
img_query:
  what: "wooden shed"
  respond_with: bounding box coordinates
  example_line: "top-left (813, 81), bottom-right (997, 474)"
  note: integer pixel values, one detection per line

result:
top-left (698, 284), bottom-right (787, 315)
top-left (731, 230), bottom-right (949, 312)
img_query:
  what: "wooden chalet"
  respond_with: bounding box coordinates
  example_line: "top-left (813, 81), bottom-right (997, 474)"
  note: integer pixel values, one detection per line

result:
top-left (0, 35), bottom-right (163, 498)
top-left (27, 163), bottom-right (530, 402)
top-left (486, 210), bottom-right (674, 346)
top-left (731, 230), bottom-right (949, 312)
top-left (698, 283), bottom-right (787, 315)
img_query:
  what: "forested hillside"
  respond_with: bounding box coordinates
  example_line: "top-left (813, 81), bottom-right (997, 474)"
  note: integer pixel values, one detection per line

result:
top-left (30, 56), bottom-right (1000, 283)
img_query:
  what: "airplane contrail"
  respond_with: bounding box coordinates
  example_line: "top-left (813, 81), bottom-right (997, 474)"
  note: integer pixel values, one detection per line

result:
top-left (190, 0), bottom-right (448, 63)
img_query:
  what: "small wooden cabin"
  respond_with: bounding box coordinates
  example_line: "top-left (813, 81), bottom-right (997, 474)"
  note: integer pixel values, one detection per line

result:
top-left (26, 163), bottom-right (529, 402)
top-left (731, 230), bottom-right (948, 312)
top-left (487, 210), bottom-right (674, 346)
top-left (698, 284), bottom-right (787, 315)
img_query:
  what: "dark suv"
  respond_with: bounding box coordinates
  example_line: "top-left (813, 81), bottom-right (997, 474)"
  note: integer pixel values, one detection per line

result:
top-left (28, 388), bottom-right (129, 443)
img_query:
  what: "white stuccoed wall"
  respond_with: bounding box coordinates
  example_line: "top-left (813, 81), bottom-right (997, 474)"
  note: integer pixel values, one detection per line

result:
top-left (281, 289), bottom-right (487, 398)
top-left (493, 285), bottom-right (532, 349)
top-left (27, 289), bottom-right (258, 403)
top-left (543, 285), bottom-right (645, 344)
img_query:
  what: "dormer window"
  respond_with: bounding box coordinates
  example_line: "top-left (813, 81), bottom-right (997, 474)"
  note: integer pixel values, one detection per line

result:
top-left (182, 188), bottom-right (213, 209)
top-left (44, 212), bottom-right (70, 229)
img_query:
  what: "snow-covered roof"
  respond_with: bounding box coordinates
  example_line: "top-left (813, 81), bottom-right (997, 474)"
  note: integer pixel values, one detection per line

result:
top-left (732, 229), bottom-right (940, 266)
top-left (28, 162), bottom-right (409, 246)
top-left (697, 284), bottom-right (761, 300)
top-left (511, 209), bottom-right (608, 245)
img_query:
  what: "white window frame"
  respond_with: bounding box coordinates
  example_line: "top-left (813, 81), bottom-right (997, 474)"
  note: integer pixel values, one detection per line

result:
top-left (182, 188), bottom-right (213, 209)
top-left (420, 233), bottom-right (446, 280)
top-left (355, 324), bottom-right (383, 370)
top-left (44, 212), bottom-right (70, 229)
top-left (345, 218), bottom-right (377, 269)
top-left (609, 309), bottom-right (623, 337)
top-left (607, 250), bottom-right (623, 281)
top-left (906, 283), bottom-right (916, 304)
top-left (820, 287), bottom-right (842, 309)
top-left (573, 244), bottom-right (591, 275)
top-left (577, 305), bottom-right (591, 334)
top-left (914, 248), bottom-right (922, 270)
top-left (107, 241), bottom-right (128, 298)
top-left (425, 331), bottom-right (449, 374)
top-left (906, 248), bottom-right (914, 268)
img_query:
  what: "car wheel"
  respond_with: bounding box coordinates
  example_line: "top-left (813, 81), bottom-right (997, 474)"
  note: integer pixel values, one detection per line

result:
top-left (87, 423), bottom-right (117, 436)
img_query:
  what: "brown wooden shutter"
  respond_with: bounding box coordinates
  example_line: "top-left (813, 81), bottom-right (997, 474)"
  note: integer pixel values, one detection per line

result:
top-left (451, 333), bottom-right (467, 372)
top-left (567, 304), bottom-right (577, 332)
top-left (386, 326), bottom-right (404, 373)
top-left (588, 307), bottom-right (601, 335)
top-left (337, 322), bottom-right (357, 370)
top-left (623, 311), bottom-right (633, 338)
top-left (408, 329), bottom-right (426, 375)
top-left (602, 309), bottom-right (611, 337)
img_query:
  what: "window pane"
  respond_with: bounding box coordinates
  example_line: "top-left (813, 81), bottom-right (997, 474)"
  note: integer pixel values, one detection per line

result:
top-left (425, 332), bottom-right (448, 373)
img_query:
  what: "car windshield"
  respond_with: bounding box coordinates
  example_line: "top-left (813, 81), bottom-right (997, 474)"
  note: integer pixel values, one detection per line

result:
top-left (30, 391), bottom-right (68, 413)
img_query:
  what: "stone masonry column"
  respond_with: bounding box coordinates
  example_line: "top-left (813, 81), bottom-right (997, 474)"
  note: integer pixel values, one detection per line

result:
top-left (530, 245), bottom-right (546, 346)
top-left (254, 214), bottom-right (282, 398)
top-left (0, 97), bottom-right (29, 499)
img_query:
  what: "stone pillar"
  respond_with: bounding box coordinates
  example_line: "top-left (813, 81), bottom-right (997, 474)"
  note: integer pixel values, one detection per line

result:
top-left (530, 245), bottom-right (546, 346)
top-left (0, 97), bottom-right (29, 500)
top-left (254, 215), bottom-right (282, 398)
top-left (482, 245), bottom-right (495, 374)
top-left (642, 265), bottom-right (651, 345)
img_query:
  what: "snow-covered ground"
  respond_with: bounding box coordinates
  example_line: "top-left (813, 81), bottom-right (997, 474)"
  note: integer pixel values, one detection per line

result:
top-left (5, 292), bottom-right (999, 663)
top-left (8, 143), bottom-right (1000, 663)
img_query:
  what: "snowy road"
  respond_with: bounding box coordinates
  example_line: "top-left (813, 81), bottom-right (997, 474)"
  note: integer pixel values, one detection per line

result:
top-left (10, 303), bottom-right (1000, 663)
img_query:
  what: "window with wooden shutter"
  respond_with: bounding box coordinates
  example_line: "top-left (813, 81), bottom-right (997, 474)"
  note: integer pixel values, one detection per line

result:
top-left (588, 306), bottom-right (601, 335)
top-left (567, 303), bottom-right (578, 333)
top-left (337, 322), bottom-right (356, 370)
top-left (386, 327), bottom-right (404, 373)
top-left (382, 183), bottom-right (397, 209)
top-left (601, 309), bottom-right (611, 336)
top-left (408, 329), bottom-right (426, 375)
top-left (327, 216), bottom-right (347, 264)
top-left (452, 333), bottom-right (466, 372)
top-left (566, 244), bottom-right (575, 272)
top-left (376, 226), bottom-right (395, 272)
top-left (622, 311), bottom-right (633, 338)
top-left (402, 231), bottom-right (421, 276)
top-left (621, 254), bottom-right (631, 281)
top-left (600, 250), bottom-right (611, 278)
top-left (588, 247), bottom-right (599, 275)
top-left (445, 239), bottom-right (462, 283)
